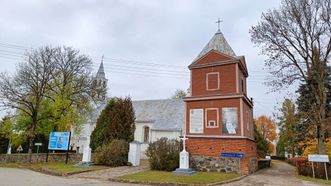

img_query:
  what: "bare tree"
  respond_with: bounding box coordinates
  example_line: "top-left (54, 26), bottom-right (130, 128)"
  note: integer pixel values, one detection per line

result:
top-left (47, 47), bottom-right (94, 131)
top-left (250, 0), bottom-right (331, 154)
top-left (0, 47), bottom-right (55, 158)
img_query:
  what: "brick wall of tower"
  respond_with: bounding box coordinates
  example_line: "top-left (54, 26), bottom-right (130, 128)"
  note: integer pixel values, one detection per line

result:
top-left (187, 137), bottom-right (257, 174)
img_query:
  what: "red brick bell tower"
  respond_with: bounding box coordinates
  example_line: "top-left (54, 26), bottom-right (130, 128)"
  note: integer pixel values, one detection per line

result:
top-left (184, 30), bottom-right (257, 174)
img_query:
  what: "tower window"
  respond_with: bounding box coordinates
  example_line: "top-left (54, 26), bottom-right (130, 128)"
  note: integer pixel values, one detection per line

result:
top-left (241, 78), bottom-right (245, 93)
top-left (205, 108), bottom-right (219, 128)
top-left (206, 72), bottom-right (220, 91)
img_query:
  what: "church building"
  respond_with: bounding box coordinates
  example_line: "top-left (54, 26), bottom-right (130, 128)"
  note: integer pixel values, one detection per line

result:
top-left (184, 29), bottom-right (257, 174)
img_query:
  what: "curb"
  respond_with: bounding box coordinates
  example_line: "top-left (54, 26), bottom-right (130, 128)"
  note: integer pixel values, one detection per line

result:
top-left (108, 175), bottom-right (247, 186)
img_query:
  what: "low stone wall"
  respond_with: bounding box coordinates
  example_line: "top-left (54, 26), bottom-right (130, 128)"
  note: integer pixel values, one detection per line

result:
top-left (258, 159), bottom-right (271, 169)
top-left (0, 153), bottom-right (83, 163)
top-left (249, 158), bottom-right (258, 173)
top-left (190, 156), bottom-right (240, 173)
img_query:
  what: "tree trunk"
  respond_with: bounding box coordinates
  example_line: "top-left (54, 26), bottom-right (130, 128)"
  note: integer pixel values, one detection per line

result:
top-left (318, 127), bottom-right (326, 155)
top-left (28, 113), bottom-right (37, 162)
top-left (28, 137), bottom-right (34, 162)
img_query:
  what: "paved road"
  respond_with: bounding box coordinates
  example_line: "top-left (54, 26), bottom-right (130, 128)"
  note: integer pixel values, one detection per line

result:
top-left (0, 161), bottom-right (326, 186)
top-left (0, 168), bottom-right (146, 186)
top-left (223, 160), bottom-right (325, 186)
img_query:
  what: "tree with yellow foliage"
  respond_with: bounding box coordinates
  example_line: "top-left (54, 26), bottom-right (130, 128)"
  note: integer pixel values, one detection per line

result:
top-left (255, 115), bottom-right (277, 154)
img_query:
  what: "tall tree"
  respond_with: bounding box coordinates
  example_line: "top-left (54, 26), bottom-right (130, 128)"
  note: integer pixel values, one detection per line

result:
top-left (277, 99), bottom-right (300, 157)
top-left (46, 47), bottom-right (93, 133)
top-left (254, 122), bottom-right (269, 158)
top-left (0, 47), bottom-right (55, 158)
top-left (250, 0), bottom-right (331, 154)
top-left (90, 97), bottom-right (135, 151)
top-left (0, 46), bottom-right (95, 159)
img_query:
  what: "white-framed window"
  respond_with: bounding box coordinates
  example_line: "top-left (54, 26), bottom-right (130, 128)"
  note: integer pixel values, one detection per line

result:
top-left (206, 72), bottom-right (220, 91)
top-left (189, 109), bottom-right (204, 133)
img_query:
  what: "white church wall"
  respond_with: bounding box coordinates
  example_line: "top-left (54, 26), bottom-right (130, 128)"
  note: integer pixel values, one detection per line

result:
top-left (134, 122), bottom-right (153, 142)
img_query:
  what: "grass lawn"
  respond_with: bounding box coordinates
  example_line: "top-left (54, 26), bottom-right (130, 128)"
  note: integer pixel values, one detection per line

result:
top-left (118, 170), bottom-right (240, 185)
top-left (299, 175), bottom-right (331, 185)
top-left (0, 162), bottom-right (106, 175)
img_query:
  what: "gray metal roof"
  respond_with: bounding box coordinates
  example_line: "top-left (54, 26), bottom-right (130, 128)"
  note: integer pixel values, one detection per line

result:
top-left (195, 31), bottom-right (236, 61)
top-left (89, 99), bottom-right (185, 131)
top-left (132, 99), bottom-right (185, 131)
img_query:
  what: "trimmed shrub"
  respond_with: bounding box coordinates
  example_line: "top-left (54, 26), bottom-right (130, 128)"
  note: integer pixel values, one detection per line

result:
top-left (288, 157), bottom-right (307, 167)
top-left (93, 139), bottom-right (129, 166)
top-left (298, 161), bottom-right (331, 179)
top-left (146, 138), bottom-right (181, 171)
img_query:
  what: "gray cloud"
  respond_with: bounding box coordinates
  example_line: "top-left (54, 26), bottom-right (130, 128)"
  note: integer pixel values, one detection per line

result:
top-left (0, 0), bottom-right (286, 118)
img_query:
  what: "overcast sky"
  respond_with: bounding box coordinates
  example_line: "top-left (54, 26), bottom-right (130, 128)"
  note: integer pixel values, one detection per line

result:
top-left (0, 0), bottom-right (294, 119)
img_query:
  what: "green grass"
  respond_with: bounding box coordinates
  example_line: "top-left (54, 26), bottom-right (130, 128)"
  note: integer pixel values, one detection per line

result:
top-left (118, 170), bottom-right (240, 185)
top-left (299, 175), bottom-right (331, 185)
top-left (0, 162), bottom-right (106, 175)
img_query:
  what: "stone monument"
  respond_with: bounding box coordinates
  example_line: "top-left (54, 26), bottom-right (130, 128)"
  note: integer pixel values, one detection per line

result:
top-left (173, 135), bottom-right (195, 175)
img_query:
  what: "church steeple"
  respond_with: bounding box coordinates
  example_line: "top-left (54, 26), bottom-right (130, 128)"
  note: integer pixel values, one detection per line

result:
top-left (96, 56), bottom-right (106, 79)
top-left (93, 56), bottom-right (108, 101)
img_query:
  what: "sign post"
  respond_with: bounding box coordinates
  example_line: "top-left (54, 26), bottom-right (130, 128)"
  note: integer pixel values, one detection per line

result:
top-left (48, 132), bottom-right (71, 164)
top-left (34, 143), bottom-right (42, 155)
top-left (308, 154), bottom-right (329, 180)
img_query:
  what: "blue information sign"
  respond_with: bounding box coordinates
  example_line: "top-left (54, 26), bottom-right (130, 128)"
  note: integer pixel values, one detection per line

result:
top-left (221, 153), bottom-right (244, 158)
top-left (48, 132), bottom-right (70, 150)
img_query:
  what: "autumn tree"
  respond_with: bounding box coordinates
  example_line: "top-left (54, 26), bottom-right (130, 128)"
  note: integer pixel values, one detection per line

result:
top-left (250, 0), bottom-right (331, 154)
top-left (255, 115), bottom-right (277, 153)
top-left (254, 122), bottom-right (269, 158)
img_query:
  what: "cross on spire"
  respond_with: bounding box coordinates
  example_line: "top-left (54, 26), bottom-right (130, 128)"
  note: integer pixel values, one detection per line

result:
top-left (216, 18), bottom-right (222, 32)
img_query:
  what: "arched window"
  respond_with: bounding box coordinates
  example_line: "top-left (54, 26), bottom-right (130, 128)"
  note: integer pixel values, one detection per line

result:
top-left (143, 126), bottom-right (150, 143)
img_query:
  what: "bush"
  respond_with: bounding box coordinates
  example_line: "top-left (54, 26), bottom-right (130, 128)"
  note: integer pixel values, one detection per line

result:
top-left (90, 97), bottom-right (135, 151)
top-left (93, 139), bottom-right (129, 166)
top-left (298, 161), bottom-right (331, 179)
top-left (288, 157), bottom-right (308, 167)
top-left (146, 138), bottom-right (181, 171)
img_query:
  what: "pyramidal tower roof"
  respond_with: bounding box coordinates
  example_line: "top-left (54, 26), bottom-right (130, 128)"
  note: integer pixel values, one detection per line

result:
top-left (195, 30), bottom-right (236, 61)
top-left (96, 58), bottom-right (106, 79)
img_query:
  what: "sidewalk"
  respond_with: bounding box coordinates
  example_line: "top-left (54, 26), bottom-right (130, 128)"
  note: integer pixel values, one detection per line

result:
top-left (69, 164), bottom-right (149, 181)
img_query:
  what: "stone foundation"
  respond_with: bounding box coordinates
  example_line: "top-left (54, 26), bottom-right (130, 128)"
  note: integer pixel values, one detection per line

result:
top-left (0, 153), bottom-right (83, 163)
top-left (190, 156), bottom-right (240, 173)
